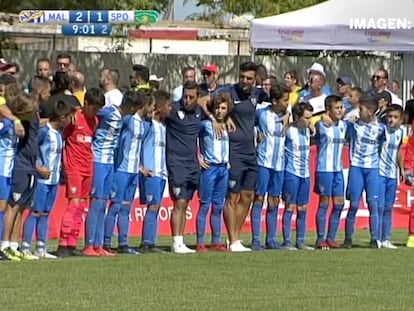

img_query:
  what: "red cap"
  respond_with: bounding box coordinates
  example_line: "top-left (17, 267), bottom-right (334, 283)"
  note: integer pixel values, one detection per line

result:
top-left (202, 63), bottom-right (219, 73)
top-left (0, 59), bottom-right (13, 72)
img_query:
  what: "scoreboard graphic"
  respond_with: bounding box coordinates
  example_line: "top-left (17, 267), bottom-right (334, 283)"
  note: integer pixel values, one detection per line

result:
top-left (18, 10), bottom-right (160, 36)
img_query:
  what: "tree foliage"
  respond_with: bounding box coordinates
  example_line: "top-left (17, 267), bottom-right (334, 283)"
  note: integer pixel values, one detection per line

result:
top-left (0, 0), bottom-right (169, 13)
top-left (192, 0), bottom-right (327, 20)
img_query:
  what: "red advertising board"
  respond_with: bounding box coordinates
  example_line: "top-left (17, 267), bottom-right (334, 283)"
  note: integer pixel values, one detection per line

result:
top-left (46, 146), bottom-right (410, 240)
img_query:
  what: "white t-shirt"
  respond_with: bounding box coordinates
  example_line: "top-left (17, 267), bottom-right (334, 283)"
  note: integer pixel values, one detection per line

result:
top-left (344, 107), bottom-right (360, 121)
top-left (104, 88), bottom-right (123, 108)
top-left (172, 85), bottom-right (183, 102)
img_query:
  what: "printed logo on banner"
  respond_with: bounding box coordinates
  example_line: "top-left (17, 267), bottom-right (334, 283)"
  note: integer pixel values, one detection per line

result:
top-left (364, 30), bottom-right (391, 44)
top-left (277, 29), bottom-right (304, 42)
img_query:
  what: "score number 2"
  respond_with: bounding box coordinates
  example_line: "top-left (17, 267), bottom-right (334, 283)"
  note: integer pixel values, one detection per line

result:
top-left (62, 24), bottom-right (112, 36)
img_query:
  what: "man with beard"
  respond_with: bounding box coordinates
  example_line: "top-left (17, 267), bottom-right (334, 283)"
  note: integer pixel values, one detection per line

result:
top-left (199, 63), bottom-right (222, 97)
top-left (100, 69), bottom-right (123, 108)
top-left (206, 62), bottom-right (263, 252)
top-left (130, 64), bottom-right (150, 91)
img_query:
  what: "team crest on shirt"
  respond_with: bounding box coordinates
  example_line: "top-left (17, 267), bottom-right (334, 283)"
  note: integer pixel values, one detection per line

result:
top-left (228, 180), bottom-right (236, 188)
top-left (173, 187), bottom-right (181, 196)
top-left (70, 187), bottom-right (77, 194)
top-left (13, 192), bottom-right (21, 202)
top-left (177, 111), bottom-right (185, 120)
top-left (371, 128), bottom-right (377, 136)
top-left (146, 194), bottom-right (153, 202)
top-left (110, 191), bottom-right (116, 199)
top-left (250, 97), bottom-right (257, 106)
top-left (91, 188), bottom-right (96, 195)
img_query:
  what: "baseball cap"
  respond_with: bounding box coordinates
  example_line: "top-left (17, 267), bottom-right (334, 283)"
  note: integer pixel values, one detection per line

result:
top-left (149, 74), bottom-right (163, 82)
top-left (202, 63), bottom-right (219, 73)
top-left (0, 59), bottom-right (14, 72)
top-left (375, 90), bottom-right (392, 103)
top-left (307, 62), bottom-right (325, 77)
top-left (336, 77), bottom-right (353, 86)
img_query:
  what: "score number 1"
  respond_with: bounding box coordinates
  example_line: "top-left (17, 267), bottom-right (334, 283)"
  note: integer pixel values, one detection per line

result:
top-left (61, 24), bottom-right (112, 36)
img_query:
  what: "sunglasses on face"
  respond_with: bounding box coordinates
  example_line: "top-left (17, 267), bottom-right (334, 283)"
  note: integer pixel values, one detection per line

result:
top-left (202, 71), bottom-right (213, 77)
top-left (372, 75), bottom-right (384, 80)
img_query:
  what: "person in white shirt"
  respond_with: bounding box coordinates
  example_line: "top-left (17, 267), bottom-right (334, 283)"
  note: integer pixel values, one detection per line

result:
top-left (371, 69), bottom-right (402, 106)
top-left (99, 69), bottom-right (123, 108)
top-left (172, 66), bottom-right (195, 102)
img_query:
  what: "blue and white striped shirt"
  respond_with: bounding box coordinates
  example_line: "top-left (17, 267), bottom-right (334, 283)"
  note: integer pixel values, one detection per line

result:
top-left (37, 123), bottom-right (63, 185)
top-left (115, 113), bottom-right (145, 174)
top-left (141, 119), bottom-right (167, 179)
top-left (256, 107), bottom-right (285, 171)
top-left (315, 120), bottom-right (347, 172)
top-left (285, 125), bottom-right (311, 178)
top-left (199, 120), bottom-right (229, 165)
top-left (92, 106), bottom-right (123, 164)
top-left (0, 119), bottom-right (16, 178)
top-left (348, 120), bottom-right (385, 169)
top-left (379, 127), bottom-right (403, 179)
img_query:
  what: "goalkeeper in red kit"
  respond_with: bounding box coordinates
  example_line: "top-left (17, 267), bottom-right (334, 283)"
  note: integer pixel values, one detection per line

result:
top-left (56, 88), bottom-right (105, 257)
top-left (404, 121), bottom-right (414, 248)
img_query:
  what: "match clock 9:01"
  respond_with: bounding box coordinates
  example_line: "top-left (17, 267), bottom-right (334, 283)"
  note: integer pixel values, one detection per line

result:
top-left (61, 24), bottom-right (113, 36)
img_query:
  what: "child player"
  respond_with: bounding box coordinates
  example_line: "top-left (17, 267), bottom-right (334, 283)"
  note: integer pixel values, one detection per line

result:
top-left (84, 90), bottom-right (141, 257)
top-left (404, 118), bottom-right (414, 247)
top-left (1, 87), bottom-right (40, 261)
top-left (0, 91), bottom-right (32, 260)
top-left (21, 101), bottom-right (75, 258)
top-left (282, 102), bottom-right (314, 250)
top-left (196, 92), bottom-right (232, 252)
top-left (57, 88), bottom-right (105, 258)
top-left (251, 83), bottom-right (289, 250)
top-left (139, 90), bottom-right (172, 253)
top-left (314, 95), bottom-right (347, 249)
top-left (103, 89), bottom-right (152, 254)
top-left (0, 117), bottom-right (15, 261)
top-left (378, 104), bottom-right (404, 249)
top-left (344, 87), bottom-right (362, 121)
top-left (344, 95), bottom-right (385, 249)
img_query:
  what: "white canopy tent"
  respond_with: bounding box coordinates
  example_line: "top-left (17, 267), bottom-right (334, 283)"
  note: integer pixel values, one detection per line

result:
top-left (250, 0), bottom-right (414, 51)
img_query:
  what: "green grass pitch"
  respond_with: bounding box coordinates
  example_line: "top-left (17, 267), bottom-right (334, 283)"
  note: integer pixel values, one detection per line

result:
top-left (1, 230), bottom-right (413, 311)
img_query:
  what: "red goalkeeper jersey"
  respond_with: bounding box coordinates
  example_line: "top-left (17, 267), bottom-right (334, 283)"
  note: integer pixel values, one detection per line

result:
top-left (63, 109), bottom-right (97, 176)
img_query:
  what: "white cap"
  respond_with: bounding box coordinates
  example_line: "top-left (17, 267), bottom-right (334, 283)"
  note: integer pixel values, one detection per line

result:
top-left (149, 74), bottom-right (163, 82)
top-left (307, 62), bottom-right (325, 77)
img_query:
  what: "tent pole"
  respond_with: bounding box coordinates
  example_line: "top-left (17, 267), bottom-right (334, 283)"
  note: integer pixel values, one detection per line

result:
top-left (251, 48), bottom-right (255, 61)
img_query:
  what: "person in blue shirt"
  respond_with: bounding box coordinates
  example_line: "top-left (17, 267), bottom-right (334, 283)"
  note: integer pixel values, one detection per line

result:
top-left (196, 92), bottom-right (232, 252)
top-left (0, 118), bottom-right (16, 261)
top-left (251, 83), bottom-right (290, 250)
top-left (344, 95), bottom-right (385, 249)
top-left (167, 81), bottom-right (203, 254)
top-left (378, 105), bottom-right (404, 249)
top-left (314, 95), bottom-right (347, 249)
top-left (103, 89), bottom-right (152, 254)
top-left (84, 90), bottom-right (141, 257)
top-left (282, 102), bottom-right (314, 251)
top-left (21, 101), bottom-right (75, 259)
top-left (1, 90), bottom-right (40, 261)
top-left (139, 90), bottom-right (172, 253)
